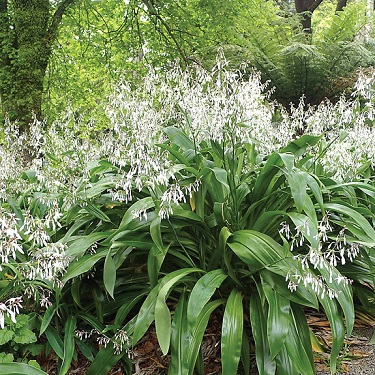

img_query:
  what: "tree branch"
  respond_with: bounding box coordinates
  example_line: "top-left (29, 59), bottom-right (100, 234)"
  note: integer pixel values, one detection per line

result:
top-left (46, 0), bottom-right (79, 46)
top-left (336, 0), bottom-right (347, 12)
top-left (308, 0), bottom-right (324, 13)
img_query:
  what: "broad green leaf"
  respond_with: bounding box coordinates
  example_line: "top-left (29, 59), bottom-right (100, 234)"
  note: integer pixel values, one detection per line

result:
top-left (274, 347), bottom-right (296, 375)
top-left (241, 330), bottom-right (251, 375)
top-left (76, 313), bottom-right (104, 333)
top-left (186, 300), bottom-right (224, 374)
top-left (169, 293), bottom-right (189, 375)
top-left (157, 143), bottom-right (192, 165)
top-left (62, 248), bottom-right (108, 282)
top-left (45, 326), bottom-right (64, 359)
top-left (148, 217), bottom-right (169, 287)
top-left (79, 176), bottom-right (114, 199)
top-left (0, 353), bottom-right (14, 363)
top-left (283, 310), bottom-right (314, 375)
top-left (155, 295), bottom-right (172, 355)
top-left (187, 269), bottom-right (227, 333)
top-left (60, 216), bottom-right (93, 243)
top-left (119, 197), bottom-right (155, 228)
top-left (163, 126), bottom-right (195, 150)
top-left (86, 342), bottom-right (125, 375)
top-left (319, 262), bottom-right (354, 336)
top-left (75, 338), bottom-right (95, 362)
top-left (59, 316), bottom-right (77, 375)
top-left (318, 296), bottom-right (345, 374)
top-left (280, 135), bottom-right (322, 157)
top-left (103, 251), bottom-right (116, 299)
top-left (0, 329), bottom-right (14, 345)
top-left (285, 169), bottom-right (307, 214)
top-left (222, 289), bottom-right (243, 375)
top-left (40, 305), bottom-right (58, 335)
top-left (150, 216), bottom-right (163, 250)
top-left (65, 232), bottom-right (110, 257)
top-left (133, 268), bottom-right (201, 346)
top-left (291, 304), bottom-right (314, 366)
top-left (114, 293), bottom-right (147, 326)
top-left (252, 153), bottom-right (283, 203)
top-left (229, 230), bottom-right (292, 276)
top-left (155, 269), bottom-right (202, 355)
top-left (262, 283), bottom-right (291, 359)
top-left (83, 203), bottom-right (111, 222)
top-left (325, 203), bottom-right (375, 241)
top-left (148, 245), bottom-right (169, 288)
top-left (279, 153), bottom-right (295, 172)
top-left (250, 292), bottom-right (276, 375)
top-left (13, 327), bottom-right (36, 344)
top-left (260, 271), bottom-right (318, 309)
top-left (0, 363), bottom-right (48, 375)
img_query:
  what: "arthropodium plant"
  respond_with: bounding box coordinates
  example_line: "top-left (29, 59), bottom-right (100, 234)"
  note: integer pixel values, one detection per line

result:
top-left (53, 64), bottom-right (374, 374)
top-left (0, 60), bottom-right (374, 374)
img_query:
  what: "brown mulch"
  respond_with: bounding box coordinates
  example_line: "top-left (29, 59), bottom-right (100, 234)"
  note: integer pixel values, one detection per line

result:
top-left (35, 312), bottom-right (374, 375)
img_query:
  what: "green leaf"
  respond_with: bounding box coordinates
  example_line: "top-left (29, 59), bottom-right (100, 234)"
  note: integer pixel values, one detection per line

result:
top-left (250, 292), bottom-right (276, 375)
top-left (325, 202), bottom-right (375, 241)
top-left (133, 268), bottom-right (202, 346)
top-left (0, 329), bottom-right (14, 345)
top-left (59, 316), bottom-right (77, 375)
top-left (13, 328), bottom-right (37, 344)
top-left (319, 262), bottom-right (354, 336)
top-left (281, 135), bottom-right (322, 157)
top-left (241, 330), bottom-right (251, 375)
top-left (229, 230), bottom-right (292, 276)
top-left (84, 203), bottom-right (111, 222)
top-left (221, 289), bottom-right (243, 375)
top-left (282, 306), bottom-right (314, 375)
top-left (155, 269), bottom-right (202, 355)
top-left (260, 271), bottom-right (318, 309)
top-left (0, 353), bottom-right (14, 363)
top-left (45, 326), bottom-right (64, 359)
top-left (262, 283), bottom-right (291, 359)
top-left (318, 296), bottom-right (345, 374)
top-left (28, 360), bottom-right (42, 370)
top-left (40, 305), bottom-right (58, 335)
top-left (187, 269), bottom-right (227, 333)
top-left (169, 293), bottom-right (189, 375)
top-left (79, 176), bottom-right (114, 199)
top-left (86, 342), bottom-right (125, 375)
top-left (119, 197), bottom-right (155, 228)
top-left (163, 126), bottom-right (195, 150)
top-left (66, 232), bottom-right (110, 257)
top-left (103, 251), bottom-right (116, 299)
top-left (0, 363), bottom-right (48, 374)
top-left (155, 294), bottom-right (172, 355)
top-left (76, 339), bottom-right (95, 362)
top-left (186, 300), bottom-right (224, 373)
top-left (62, 248), bottom-right (108, 282)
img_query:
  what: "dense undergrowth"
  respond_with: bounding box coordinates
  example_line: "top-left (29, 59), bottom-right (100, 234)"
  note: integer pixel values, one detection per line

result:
top-left (0, 61), bottom-right (374, 375)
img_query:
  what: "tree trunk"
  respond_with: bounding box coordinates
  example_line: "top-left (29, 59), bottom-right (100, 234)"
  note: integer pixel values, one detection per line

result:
top-left (0, 0), bottom-right (77, 132)
top-left (336, 0), bottom-right (348, 12)
top-left (294, 0), bottom-right (324, 33)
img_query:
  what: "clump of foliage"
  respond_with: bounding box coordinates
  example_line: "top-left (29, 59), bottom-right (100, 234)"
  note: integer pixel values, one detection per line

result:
top-left (0, 61), bottom-right (374, 374)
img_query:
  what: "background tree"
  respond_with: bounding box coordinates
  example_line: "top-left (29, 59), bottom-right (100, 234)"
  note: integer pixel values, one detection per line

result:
top-left (0, 0), bottom-right (79, 130)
